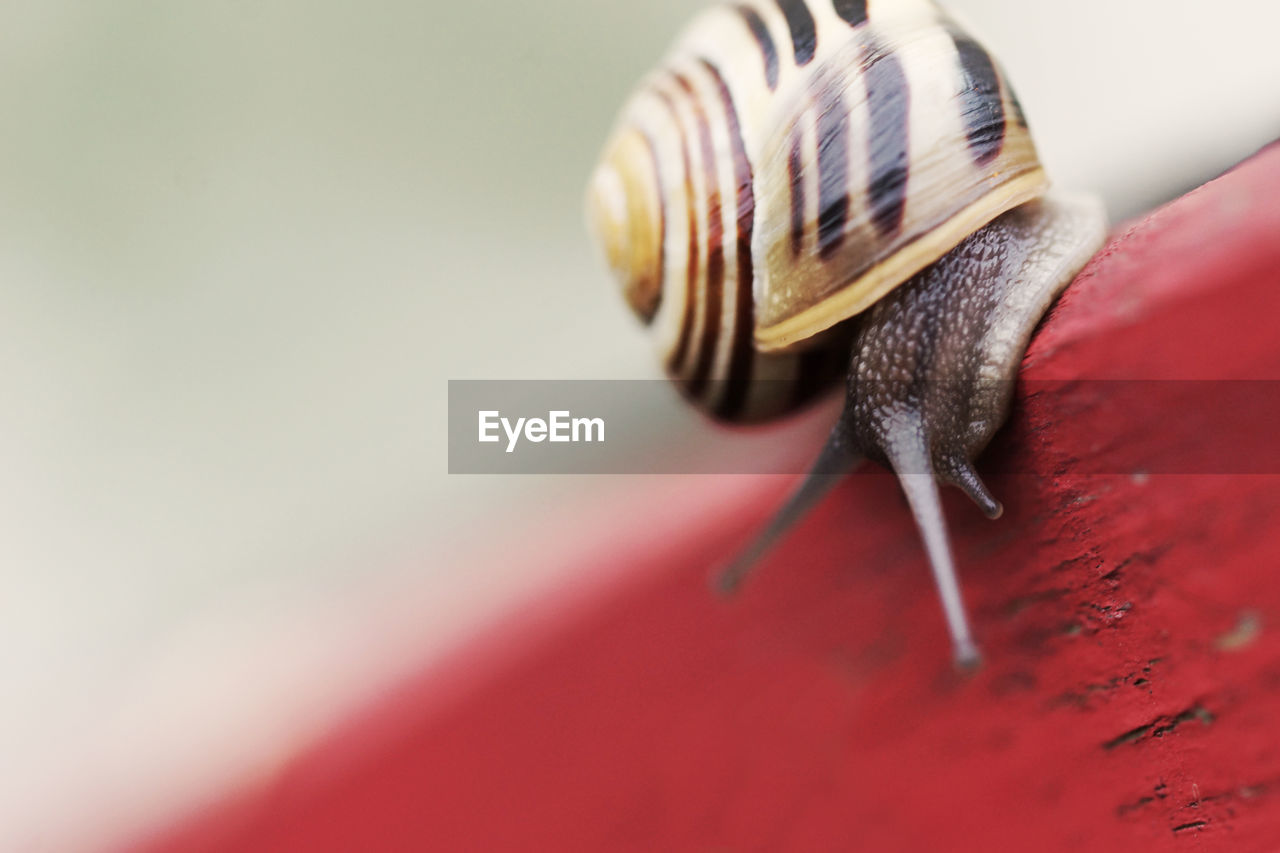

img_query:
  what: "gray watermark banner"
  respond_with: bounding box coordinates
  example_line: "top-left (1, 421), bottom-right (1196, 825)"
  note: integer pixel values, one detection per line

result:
top-left (448, 380), bottom-right (1280, 474)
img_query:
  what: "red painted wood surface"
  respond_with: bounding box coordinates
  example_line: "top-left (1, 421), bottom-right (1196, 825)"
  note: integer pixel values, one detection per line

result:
top-left (138, 146), bottom-right (1280, 852)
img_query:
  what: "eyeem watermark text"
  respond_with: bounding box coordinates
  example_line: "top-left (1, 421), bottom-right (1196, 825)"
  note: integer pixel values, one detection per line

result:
top-left (450, 380), bottom-right (1280, 474)
top-left (478, 410), bottom-right (605, 453)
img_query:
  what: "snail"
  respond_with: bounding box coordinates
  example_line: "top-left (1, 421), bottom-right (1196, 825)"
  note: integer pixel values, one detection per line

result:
top-left (585, 0), bottom-right (1106, 666)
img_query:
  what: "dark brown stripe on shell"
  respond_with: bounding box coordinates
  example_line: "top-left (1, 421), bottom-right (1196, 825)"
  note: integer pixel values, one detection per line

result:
top-left (775, 0), bottom-right (817, 66)
top-left (736, 5), bottom-right (780, 91)
top-left (700, 59), bottom-right (757, 420)
top-left (657, 90), bottom-right (701, 375)
top-left (675, 73), bottom-right (725, 397)
top-left (789, 343), bottom-right (846, 411)
top-left (950, 32), bottom-right (1007, 165)
top-left (864, 44), bottom-right (911, 237)
top-left (788, 130), bottom-right (805, 257)
top-left (816, 80), bottom-right (851, 259)
top-left (832, 0), bottom-right (867, 27)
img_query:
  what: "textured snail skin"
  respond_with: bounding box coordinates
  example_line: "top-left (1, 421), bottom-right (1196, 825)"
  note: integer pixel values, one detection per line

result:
top-left (848, 195), bottom-right (1108, 488)
top-left (715, 195), bottom-right (1105, 665)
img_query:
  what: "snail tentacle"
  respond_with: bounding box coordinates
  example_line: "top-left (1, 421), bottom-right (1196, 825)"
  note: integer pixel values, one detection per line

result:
top-left (942, 455), bottom-right (1004, 520)
top-left (893, 462), bottom-right (981, 670)
top-left (714, 432), bottom-right (863, 596)
top-left (866, 406), bottom-right (981, 666)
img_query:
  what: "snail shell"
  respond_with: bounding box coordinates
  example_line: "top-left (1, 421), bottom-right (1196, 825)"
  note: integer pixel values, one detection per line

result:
top-left (587, 0), bottom-right (1107, 665)
top-left (588, 0), bottom-right (1043, 420)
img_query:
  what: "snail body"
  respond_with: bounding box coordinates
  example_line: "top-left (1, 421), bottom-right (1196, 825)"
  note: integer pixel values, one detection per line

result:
top-left (587, 0), bottom-right (1106, 666)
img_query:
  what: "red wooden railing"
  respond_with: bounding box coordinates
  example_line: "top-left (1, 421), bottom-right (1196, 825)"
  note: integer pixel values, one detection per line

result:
top-left (136, 145), bottom-right (1280, 852)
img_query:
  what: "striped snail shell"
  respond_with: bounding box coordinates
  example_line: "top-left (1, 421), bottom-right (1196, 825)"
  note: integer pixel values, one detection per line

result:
top-left (587, 0), bottom-right (1107, 666)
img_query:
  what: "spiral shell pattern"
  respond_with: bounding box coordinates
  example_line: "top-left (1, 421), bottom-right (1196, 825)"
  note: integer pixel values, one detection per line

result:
top-left (587, 0), bottom-right (1044, 421)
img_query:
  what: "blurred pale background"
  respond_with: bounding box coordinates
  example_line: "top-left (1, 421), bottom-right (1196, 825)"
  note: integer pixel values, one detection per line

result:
top-left (1, 1), bottom-right (1276, 849)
